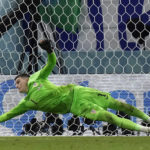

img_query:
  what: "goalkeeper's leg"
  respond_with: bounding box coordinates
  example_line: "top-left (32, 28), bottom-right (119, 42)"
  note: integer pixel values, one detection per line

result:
top-left (79, 103), bottom-right (150, 133)
top-left (107, 97), bottom-right (150, 123)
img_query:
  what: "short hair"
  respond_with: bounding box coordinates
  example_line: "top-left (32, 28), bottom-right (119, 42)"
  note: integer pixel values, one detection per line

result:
top-left (15, 74), bottom-right (30, 81)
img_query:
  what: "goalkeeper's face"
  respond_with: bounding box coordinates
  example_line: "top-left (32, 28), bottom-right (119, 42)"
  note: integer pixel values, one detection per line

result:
top-left (15, 77), bottom-right (29, 93)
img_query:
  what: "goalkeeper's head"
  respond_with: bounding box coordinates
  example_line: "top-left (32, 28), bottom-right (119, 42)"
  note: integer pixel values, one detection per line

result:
top-left (15, 74), bottom-right (30, 93)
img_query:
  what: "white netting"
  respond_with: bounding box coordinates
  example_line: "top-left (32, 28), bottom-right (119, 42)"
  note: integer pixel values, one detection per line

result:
top-left (0, 0), bottom-right (150, 136)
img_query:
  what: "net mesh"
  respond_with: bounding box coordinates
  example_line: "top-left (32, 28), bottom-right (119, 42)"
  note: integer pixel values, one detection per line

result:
top-left (0, 0), bottom-right (150, 136)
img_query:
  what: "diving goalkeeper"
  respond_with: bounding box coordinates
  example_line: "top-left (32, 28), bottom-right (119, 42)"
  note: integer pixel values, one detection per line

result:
top-left (1, 39), bottom-right (150, 133)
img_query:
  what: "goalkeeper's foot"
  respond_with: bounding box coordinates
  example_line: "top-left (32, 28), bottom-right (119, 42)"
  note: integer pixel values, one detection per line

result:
top-left (139, 125), bottom-right (150, 133)
top-left (38, 39), bottom-right (54, 53)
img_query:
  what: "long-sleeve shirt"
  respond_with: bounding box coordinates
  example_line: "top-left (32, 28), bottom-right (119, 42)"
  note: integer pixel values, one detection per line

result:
top-left (0, 52), bottom-right (75, 122)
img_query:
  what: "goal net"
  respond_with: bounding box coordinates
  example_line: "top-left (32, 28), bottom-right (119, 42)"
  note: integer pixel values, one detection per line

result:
top-left (0, 0), bottom-right (150, 136)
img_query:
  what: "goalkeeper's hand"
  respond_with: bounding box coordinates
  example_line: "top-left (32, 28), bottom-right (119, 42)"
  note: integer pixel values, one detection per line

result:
top-left (38, 39), bottom-right (54, 54)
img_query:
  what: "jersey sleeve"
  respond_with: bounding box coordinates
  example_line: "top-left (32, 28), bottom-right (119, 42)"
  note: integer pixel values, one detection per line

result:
top-left (28, 52), bottom-right (56, 83)
top-left (38, 52), bottom-right (56, 79)
top-left (0, 99), bottom-right (30, 122)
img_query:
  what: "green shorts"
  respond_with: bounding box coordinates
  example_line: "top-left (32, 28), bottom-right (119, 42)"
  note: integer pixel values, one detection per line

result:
top-left (70, 86), bottom-right (113, 118)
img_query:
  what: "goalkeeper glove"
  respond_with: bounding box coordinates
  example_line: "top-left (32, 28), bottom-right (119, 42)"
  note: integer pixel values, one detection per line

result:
top-left (38, 39), bottom-right (54, 54)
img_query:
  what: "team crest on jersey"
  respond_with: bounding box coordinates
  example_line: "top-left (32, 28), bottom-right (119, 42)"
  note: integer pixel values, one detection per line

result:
top-left (91, 109), bottom-right (97, 114)
top-left (33, 82), bottom-right (43, 90)
top-left (33, 82), bottom-right (38, 87)
top-left (37, 84), bottom-right (43, 90)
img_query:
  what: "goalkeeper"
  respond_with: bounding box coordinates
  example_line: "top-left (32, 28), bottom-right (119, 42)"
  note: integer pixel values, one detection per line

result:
top-left (1, 39), bottom-right (150, 133)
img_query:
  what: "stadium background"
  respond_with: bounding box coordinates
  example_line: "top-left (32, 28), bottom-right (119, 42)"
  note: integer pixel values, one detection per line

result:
top-left (0, 0), bottom-right (150, 138)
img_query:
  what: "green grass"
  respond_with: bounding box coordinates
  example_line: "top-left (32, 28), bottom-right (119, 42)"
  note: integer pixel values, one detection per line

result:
top-left (0, 136), bottom-right (149, 150)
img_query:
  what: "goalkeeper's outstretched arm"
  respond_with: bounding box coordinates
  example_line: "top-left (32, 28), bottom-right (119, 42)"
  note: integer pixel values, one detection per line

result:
top-left (0, 99), bottom-right (29, 122)
top-left (38, 40), bottom-right (57, 79)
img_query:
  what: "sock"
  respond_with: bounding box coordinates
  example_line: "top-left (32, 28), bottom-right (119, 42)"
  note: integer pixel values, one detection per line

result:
top-left (138, 125), bottom-right (150, 133)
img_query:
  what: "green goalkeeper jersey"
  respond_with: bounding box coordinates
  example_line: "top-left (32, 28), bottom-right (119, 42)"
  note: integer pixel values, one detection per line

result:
top-left (0, 52), bottom-right (75, 122)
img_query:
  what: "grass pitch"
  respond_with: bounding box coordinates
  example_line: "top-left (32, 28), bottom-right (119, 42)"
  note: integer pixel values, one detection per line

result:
top-left (0, 136), bottom-right (149, 150)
